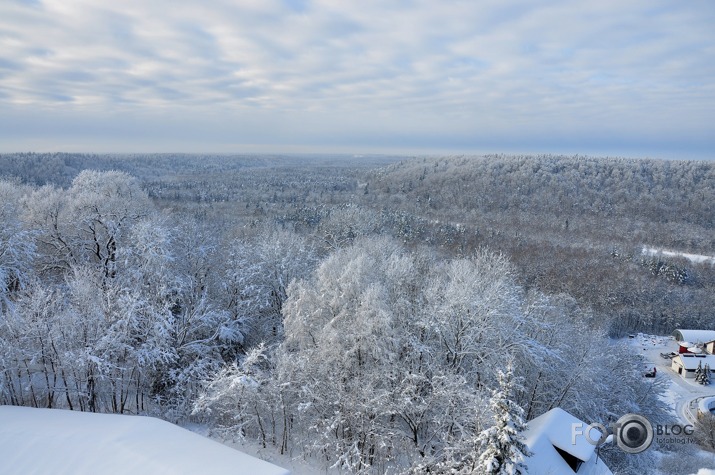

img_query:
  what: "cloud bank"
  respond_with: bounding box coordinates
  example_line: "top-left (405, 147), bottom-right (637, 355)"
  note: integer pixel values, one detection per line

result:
top-left (1, 0), bottom-right (713, 157)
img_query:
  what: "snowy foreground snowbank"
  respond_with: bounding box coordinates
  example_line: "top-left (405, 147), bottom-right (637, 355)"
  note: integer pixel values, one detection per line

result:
top-left (0, 406), bottom-right (290, 475)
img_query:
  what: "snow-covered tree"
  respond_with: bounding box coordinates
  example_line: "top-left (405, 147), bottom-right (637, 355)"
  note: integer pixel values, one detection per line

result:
top-left (475, 362), bottom-right (531, 475)
top-left (193, 343), bottom-right (271, 441)
top-left (695, 361), bottom-right (705, 384)
top-left (136, 220), bottom-right (242, 419)
top-left (697, 363), bottom-right (711, 385)
top-left (317, 203), bottom-right (381, 250)
top-left (275, 237), bottom-right (540, 472)
top-left (0, 181), bottom-right (36, 308)
top-left (67, 170), bottom-right (151, 279)
top-left (424, 251), bottom-right (526, 384)
top-left (694, 412), bottom-right (715, 450)
top-left (222, 227), bottom-right (317, 349)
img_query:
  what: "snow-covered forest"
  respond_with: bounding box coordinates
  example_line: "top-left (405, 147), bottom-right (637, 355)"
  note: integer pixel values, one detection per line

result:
top-left (1, 153), bottom-right (714, 473)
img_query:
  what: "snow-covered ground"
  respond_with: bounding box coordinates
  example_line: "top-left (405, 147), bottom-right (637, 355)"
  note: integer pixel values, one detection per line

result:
top-left (630, 334), bottom-right (715, 473)
top-left (642, 246), bottom-right (715, 265)
top-left (0, 406), bottom-right (290, 475)
top-left (185, 424), bottom-right (339, 475)
top-left (631, 333), bottom-right (715, 425)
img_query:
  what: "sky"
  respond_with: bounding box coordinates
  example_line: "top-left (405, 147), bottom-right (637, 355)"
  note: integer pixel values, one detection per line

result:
top-left (1, 0), bottom-right (714, 158)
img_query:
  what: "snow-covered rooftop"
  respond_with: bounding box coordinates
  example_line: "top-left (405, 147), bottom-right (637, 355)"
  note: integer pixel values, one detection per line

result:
top-left (522, 407), bottom-right (613, 475)
top-left (673, 329), bottom-right (715, 344)
top-left (0, 406), bottom-right (290, 475)
top-left (673, 353), bottom-right (715, 371)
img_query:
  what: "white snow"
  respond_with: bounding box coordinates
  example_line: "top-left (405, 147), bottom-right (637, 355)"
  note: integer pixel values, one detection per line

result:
top-left (673, 354), bottom-right (715, 371)
top-left (642, 246), bottom-right (715, 265)
top-left (629, 334), bottom-right (715, 473)
top-left (0, 406), bottom-right (290, 475)
top-left (697, 397), bottom-right (715, 416)
top-left (212, 436), bottom-right (339, 475)
top-left (629, 334), bottom-right (715, 422)
top-left (522, 407), bottom-right (613, 475)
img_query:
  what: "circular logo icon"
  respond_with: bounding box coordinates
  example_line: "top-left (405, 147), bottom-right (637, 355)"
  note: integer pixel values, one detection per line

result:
top-left (615, 414), bottom-right (653, 454)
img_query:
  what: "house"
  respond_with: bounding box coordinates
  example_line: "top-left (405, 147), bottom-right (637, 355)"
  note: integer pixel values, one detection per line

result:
top-left (522, 407), bottom-right (613, 475)
top-left (706, 339), bottom-right (715, 355)
top-left (671, 353), bottom-right (715, 379)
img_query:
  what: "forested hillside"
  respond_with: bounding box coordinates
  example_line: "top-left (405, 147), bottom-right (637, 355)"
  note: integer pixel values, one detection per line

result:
top-left (359, 155), bottom-right (715, 336)
top-left (1, 153), bottom-right (712, 473)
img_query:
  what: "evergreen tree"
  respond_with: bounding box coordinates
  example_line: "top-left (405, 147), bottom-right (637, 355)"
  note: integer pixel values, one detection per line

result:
top-left (695, 361), bottom-right (704, 384)
top-left (475, 362), bottom-right (531, 475)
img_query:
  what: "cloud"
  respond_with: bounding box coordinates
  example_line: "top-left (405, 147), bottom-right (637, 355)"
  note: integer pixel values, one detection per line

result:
top-left (0, 0), bottom-right (713, 156)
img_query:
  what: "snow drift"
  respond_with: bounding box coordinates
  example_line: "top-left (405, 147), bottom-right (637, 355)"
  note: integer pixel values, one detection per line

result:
top-left (0, 406), bottom-right (290, 475)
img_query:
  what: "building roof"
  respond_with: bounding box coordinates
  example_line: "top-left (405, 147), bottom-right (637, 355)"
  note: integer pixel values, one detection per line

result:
top-left (673, 353), bottom-right (715, 370)
top-left (522, 408), bottom-right (613, 475)
top-left (672, 329), bottom-right (715, 344)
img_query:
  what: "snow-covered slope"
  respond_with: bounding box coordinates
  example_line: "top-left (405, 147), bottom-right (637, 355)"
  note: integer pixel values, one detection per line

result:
top-left (0, 406), bottom-right (290, 475)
